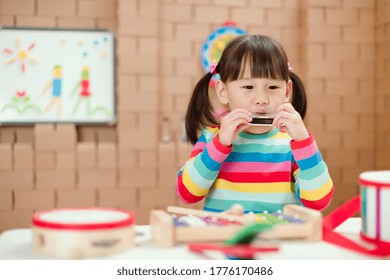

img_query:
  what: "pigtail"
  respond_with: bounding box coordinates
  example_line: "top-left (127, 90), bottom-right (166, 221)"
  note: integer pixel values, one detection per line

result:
top-left (185, 72), bottom-right (218, 145)
top-left (289, 71), bottom-right (307, 120)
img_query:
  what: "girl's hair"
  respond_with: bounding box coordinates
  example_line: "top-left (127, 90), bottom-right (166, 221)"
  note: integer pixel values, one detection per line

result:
top-left (185, 34), bottom-right (307, 145)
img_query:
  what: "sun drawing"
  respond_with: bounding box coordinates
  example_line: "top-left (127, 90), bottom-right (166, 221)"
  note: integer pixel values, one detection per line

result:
top-left (3, 37), bottom-right (38, 73)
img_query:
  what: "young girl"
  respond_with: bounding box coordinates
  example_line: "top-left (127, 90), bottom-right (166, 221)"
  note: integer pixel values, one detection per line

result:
top-left (176, 34), bottom-right (334, 213)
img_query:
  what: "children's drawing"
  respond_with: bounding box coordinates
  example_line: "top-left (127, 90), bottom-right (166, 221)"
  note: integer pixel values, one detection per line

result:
top-left (70, 66), bottom-right (111, 116)
top-left (0, 27), bottom-right (115, 123)
top-left (1, 90), bottom-right (41, 115)
top-left (3, 37), bottom-right (37, 73)
top-left (40, 65), bottom-right (63, 117)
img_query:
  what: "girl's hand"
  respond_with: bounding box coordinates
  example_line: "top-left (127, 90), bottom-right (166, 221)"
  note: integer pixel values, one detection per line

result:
top-left (273, 103), bottom-right (310, 141)
top-left (218, 109), bottom-right (252, 146)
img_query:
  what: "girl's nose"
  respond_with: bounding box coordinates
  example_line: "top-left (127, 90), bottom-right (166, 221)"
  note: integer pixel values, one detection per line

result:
top-left (255, 91), bottom-right (269, 105)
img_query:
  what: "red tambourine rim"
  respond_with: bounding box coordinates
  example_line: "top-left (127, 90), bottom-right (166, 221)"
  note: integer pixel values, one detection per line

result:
top-left (32, 208), bottom-right (135, 230)
top-left (359, 178), bottom-right (390, 188)
top-left (360, 231), bottom-right (390, 246)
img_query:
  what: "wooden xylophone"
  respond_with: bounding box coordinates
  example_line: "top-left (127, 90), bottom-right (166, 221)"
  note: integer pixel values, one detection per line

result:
top-left (150, 204), bottom-right (322, 248)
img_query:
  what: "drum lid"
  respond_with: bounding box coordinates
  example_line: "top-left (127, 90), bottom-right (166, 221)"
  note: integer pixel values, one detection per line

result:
top-left (359, 171), bottom-right (390, 188)
top-left (32, 208), bottom-right (135, 230)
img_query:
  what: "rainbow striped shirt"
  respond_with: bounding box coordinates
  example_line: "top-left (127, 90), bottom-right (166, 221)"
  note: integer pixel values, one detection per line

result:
top-left (176, 126), bottom-right (334, 213)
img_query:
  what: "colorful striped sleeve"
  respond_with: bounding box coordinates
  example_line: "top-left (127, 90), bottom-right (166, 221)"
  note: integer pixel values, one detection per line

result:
top-left (291, 133), bottom-right (334, 211)
top-left (176, 128), bottom-right (232, 204)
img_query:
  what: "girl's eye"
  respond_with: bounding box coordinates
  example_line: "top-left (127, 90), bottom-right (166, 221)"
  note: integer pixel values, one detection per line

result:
top-left (269, 86), bottom-right (279, 90)
top-left (243, 85), bottom-right (253, 89)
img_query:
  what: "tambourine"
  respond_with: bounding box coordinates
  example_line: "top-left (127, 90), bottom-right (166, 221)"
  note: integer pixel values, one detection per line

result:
top-left (31, 208), bottom-right (136, 259)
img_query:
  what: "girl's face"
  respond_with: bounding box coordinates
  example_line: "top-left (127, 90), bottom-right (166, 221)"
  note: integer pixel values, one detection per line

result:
top-left (215, 64), bottom-right (292, 134)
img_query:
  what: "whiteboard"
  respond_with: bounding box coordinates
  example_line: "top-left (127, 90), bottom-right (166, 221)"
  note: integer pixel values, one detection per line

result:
top-left (0, 27), bottom-right (116, 124)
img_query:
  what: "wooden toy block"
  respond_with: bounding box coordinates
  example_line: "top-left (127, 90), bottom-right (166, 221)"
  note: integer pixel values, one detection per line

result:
top-left (150, 204), bottom-right (323, 248)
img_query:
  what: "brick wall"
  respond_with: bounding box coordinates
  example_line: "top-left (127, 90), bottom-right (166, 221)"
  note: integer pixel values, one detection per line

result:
top-left (0, 0), bottom-right (388, 232)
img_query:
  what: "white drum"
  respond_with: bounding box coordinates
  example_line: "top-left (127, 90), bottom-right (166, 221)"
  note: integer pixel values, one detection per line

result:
top-left (360, 171), bottom-right (390, 245)
top-left (32, 208), bottom-right (135, 259)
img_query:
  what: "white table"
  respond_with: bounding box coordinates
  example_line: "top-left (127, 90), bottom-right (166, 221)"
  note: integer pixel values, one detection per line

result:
top-left (0, 218), bottom-right (381, 260)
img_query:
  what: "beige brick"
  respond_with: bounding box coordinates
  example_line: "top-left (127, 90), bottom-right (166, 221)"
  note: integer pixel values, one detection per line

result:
top-left (343, 132), bottom-right (374, 149)
top-left (1, 0), bottom-right (35, 15)
top-left (36, 170), bottom-right (76, 190)
top-left (16, 16), bottom-right (56, 27)
top-left (307, 60), bottom-right (341, 78)
top-left (325, 79), bottom-right (358, 96)
top-left (139, 38), bottom-right (158, 56)
top-left (0, 211), bottom-right (33, 232)
top-left (34, 125), bottom-right (57, 151)
top-left (160, 4), bottom-right (191, 22)
top-left (158, 167), bottom-right (178, 188)
top-left (232, 8), bottom-right (264, 25)
top-left (344, 26), bottom-right (375, 43)
top-left (0, 128), bottom-right (16, 143)
top-left (78, 127), bottom-right (97, 142)
top-left (14, 190), bottom-right (55, 210)
top-left (98, 143), bottom-right (117, 169)
top-left (194, 6), bottom-right (229, 24)
top-left (78, 0), bottom-right (115, 18)
top-left (249, 0), bottom-right (282, 8)
top-left (57, 152), bottom-right (76, 170)
top-left (77, 143), bottom-right (97, 169)
top-left (56, 125), bottom-right (77, 151)
top-left (176, 23), bottom-right (211, 41)
top-left (0, 171), bottom-right (34, 190)
top-left (0, 191), bottom-right (13, 210)
top-left (97, 127), bottom-right (117, 143)
top-left (13, 144), bottom-right (34, 170)
top-left (343, 61), bottom-right (375, 78)
top-left (139, 0), bottom-right (158, 17)
top-left (307, 8), bottom-right (325, 24)
top-left (124, 55), bottom-right (158, 74)
top-left (158, 143), bottom-right (175, 168)
top-left (118, 148), bottom-right (137, 169)
top-left (119, 168), bottom-right (157, 188)
top-left (0, 144), bottom-right (13, 171)
top-left (57, 190), bottom-right (97, 207)
top-left (326, 8), bottom-right (358, 25)
top-left (326, 115), bottom-right (358, 131)
top-left (344, 97), bottom-right (375, 114)
top-left (306, 0), bottom-right (342, 7)
top-left (327, 150), bottom-right (358, 167)
top-left (37, 0), bottom-right (76, 16)
top-left (58, 17), bottom-right (96, 28)
top-left (118, 17), bottom-right (158, 36)
top-left (161, 40), bottom-right (192, 58)
top-left (98, 189), bottom-right (137, 208)
top-left (326, 44), bottom-right (358, 60)
top-left (139, 76), bottom-right (158, 93)
top-left (139, 187), bottom-right (176, 206)
top-left (97, 18), bottom-right (117, 29)
top-left (267, 10), bottom-right (299, 26)
top-left (117, 0), bottom-right (137, 17)
top-left (307, 26), bottom-right (341, 43)
top-left (78, 170), bottom-right (117, 189)
top-left (138, 150), bottom-right (157, 168)
top-left (313, 132), bottom-right (342, 149)
top-left (15, 127), bottom-right (34, 144)
top-left (0, 15), bottom-right (15, 25)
